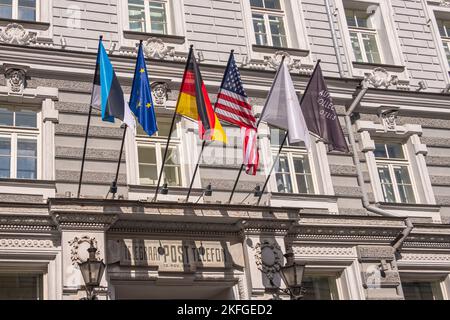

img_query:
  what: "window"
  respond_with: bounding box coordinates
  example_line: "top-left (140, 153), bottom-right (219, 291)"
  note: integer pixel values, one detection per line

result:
top-left (374, 142), bottom-right (416, 204)
top-left (0, 273), bottom-right (43, 300)
top-left (0, 0), bottom-right (37, 21)
top-left (270, 128), bottom-right (315, 194)
top-left (302, 275), bottom-right (339, 300)
top-left (437, 19), bottom-right (450, 67)
top-left (250, 0), bottom-right (287, 47)
top-left (127, 0), bottom-right (167, 34)
top-left (0, 106), bottom-right (39, 180)
top-left (345, 8), bottom-right (382, 64)
top-left (402, 281), bottom-right (444, 300)
top-left (136, 118), bottom-right (182, 186)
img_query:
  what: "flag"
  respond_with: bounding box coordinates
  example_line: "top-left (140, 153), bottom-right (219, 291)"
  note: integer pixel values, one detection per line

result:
top-left (176, 47), bottom-right (227, 143)
top-left (215, 52), bottom-right (259, 175)
top-left (301, 63), bottom-right (349, 152)
top-left (91, 38), bottom-right (135, 130)
top-left (129, 42), bottom-right (158, 136)
top-left (260, 60), bottom-right (311, 150)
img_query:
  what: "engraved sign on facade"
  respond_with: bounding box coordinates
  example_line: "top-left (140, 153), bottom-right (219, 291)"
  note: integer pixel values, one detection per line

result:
top-left (111, 240), bottom-right (232, 272)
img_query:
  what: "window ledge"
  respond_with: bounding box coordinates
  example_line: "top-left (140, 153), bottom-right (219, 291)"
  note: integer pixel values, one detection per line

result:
top-left (352, 61), bottom-right (405, 73)
top-left (252, 44), bottom-right (310, 57)
top-left (0, 18), bottom-right (50, 31)
top-left (123, 30), bottom-right (185, 45)
top-left (377, 202), bottom-right (440, 210)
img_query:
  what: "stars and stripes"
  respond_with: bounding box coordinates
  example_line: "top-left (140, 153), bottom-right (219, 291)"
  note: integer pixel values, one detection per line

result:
top-left (215, 52), bottom-right (259, 175)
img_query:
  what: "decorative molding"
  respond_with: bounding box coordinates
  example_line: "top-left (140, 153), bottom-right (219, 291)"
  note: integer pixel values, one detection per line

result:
top-left (0, 215), bottom-right (56, 232)
top-left (364, 68), bottom-right (399, 89)
top-left (440, 0), bottom-right (450, 7)
top-left (143, 37), bottom-right (176, 60)
top-left (291, 245), bottom-right (355, 257)
top-left (0, 23), bottom-right (36, 45)
top-left (237, 275), bottom-right (249, 300)
top-left (379, 108), bottom-right (399, 132)
top-left (52, 213), bottom-right (118, 231)
top-left (151, 82), bottom-right (169, 107)
top-left (68, 236), bottom-right (100, 266)
top-left (4, 65), bottom-right (28, 94)
top-left (254, 240), bottom-right (283, 282)
top-left (357, 246), bottom-right (395, 262)
top-left (242, 51), bottom-right (313, 74)
top-left (399, 253), bottom-right (450, 262)
top-left (0, 238), bottom-right (54, 248)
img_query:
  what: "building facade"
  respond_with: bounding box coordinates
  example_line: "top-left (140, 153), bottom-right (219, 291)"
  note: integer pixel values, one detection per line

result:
top-left (0, 0), bottom-right (450, 300)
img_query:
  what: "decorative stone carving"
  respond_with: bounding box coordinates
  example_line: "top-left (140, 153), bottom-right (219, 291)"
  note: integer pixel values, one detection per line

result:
top-left (254, 240), bottom-right (283, 282)
top-left (292, 245), bottom-right (355, 257)
top-left (364, 67), bottom-right (399, 89)
top-left (151, 82), bottom-right (169, 106)
top-left (0, 238), bottom-right (54, 248)
top-left (379, 108), bottom-right (399, 131)
top-left (68, 236), bottom-right (100, 266)
top-left (440, 0), bottom-right (450, 7)
top-left (264, 51), bottom-right (302, 71)
top-left (357, 245), bottom-right (395, 262)
top-left (143, 37), bottom-right (176, 60)
top-left (237, 275), bottom-right (249, 300)
top-left (0, 23), bottom-right (36, 45)
top-left (5, 68), bottom-right (27, 93)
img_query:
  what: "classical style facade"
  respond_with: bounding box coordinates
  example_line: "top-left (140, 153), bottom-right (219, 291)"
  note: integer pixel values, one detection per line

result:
top-left (1, 0), bottom-right (450, 300)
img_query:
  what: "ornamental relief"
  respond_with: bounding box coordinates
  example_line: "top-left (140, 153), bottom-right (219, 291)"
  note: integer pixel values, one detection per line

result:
top-left (364, 67), bottom-right (399, 89)
top-left (68, 236), bottom-right (100, 266)
top-left (0, 238), bottom-right (54, 248)
top-left (292, 245), bottom-right (355, 257)
top-left (254, 240), bottom-right (283, 282)
top-left (0, 23), bottom-right (36, 45)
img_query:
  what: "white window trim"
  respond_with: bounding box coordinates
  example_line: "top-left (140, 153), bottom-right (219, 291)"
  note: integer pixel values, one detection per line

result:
top-left (117, 0), bottom-right (187, 54)
top-left (240, 0), bottom-right (312, 65)
top-left (426, 2), bottom-right (450, 85)
top-left (335, 0), bottom-right (409, 82)
top-left (357, 119), bottom-right (439, 220)
top-left (348, 24), bottom-right (385, 64)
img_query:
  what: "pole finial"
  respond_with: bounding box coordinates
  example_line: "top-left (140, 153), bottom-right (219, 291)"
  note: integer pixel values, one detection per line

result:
top-left (231, 49), bottom-right (234, 54)
top-left (99, 35), bottom-right (103, 40)
top-left (139, 39), bottom-right (143, 44)
top-left (190, 44), bottom-right (194, 49)
top-left (317, 58), bottom-right (321, 63)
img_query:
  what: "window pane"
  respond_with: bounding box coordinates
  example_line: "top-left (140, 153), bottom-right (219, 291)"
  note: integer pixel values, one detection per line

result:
top-left (17, 139), bottom-right (37, 179)
top-left (250, 0), bottom-right (263, 8)
top-left (355, 11), bottom-right (369, 28)
top-left (443, 41), bottom-right (450, 67)
top-left (362, 33), bottom-right (381, 64)
top-left (302, 276), bottom-right (334, 300)
top-left (18, 0), bottom-right (36, 21)
top-left (394, 167), bottom-right (415, 204)
top-left (275, 155), bottom-right (292, 193)
top-left (350, 32), bottom-right (364, 62)
top-left (0, 274), bottom-right (42, 300)
top-left (0, 137), bottom-right (11, 178)
top-left (15, 109), bottom-right (37, 128)
top-left (0, 0), bottom-right (12, 19)
top-left (386, 143), bottom-right (404, 159)
top-left (0, 106), bottom-right (14, 126)
top-left (403, 282), bottom-right (438, 300)
top-left (269, 15), bottom-right (287, 47)
top-left (128, 0), bottom-right (145, 32)
top-left (293, 157), bottom-right (314, 194)
top-left (252, 13), bottom-right (267, 46)
top-left (138, 146), bottom-right (157, 165)
top-left (149, 2), bottom-right (167, 34)
top-left (263, 0), bottom-right (281, 10)
top-left (138, 147), bottom-right (158, 184)
top-left (345, 9), bottom-right (357, 27)
top-left (378, 166), bottom-right (395, 202)
top-left (161, 148), bottom-right (181, 186)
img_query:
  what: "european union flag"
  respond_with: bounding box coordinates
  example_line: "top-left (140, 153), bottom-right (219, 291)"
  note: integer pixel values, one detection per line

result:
top-left (129, 42), bottom-right (158, 136)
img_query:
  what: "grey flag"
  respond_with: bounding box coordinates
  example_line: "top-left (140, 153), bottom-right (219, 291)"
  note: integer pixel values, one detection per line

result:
top-left (301, 63), bottom-right (349, 152)
top-left (260, 60), bottom-right (311, 149)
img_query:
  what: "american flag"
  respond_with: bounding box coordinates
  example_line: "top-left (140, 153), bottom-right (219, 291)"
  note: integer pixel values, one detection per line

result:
top-left (215, 53), bottom-right (259, 175)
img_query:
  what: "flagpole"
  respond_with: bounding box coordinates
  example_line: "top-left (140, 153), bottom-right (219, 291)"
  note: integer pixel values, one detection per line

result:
top-left (107, 125), bottom-right (127, 199)
top-left (256, 59), bottom-right (321, 205)
top-left (227, 55), bottom-right (287, 204)
top-left (78, 35), bottom-right (103, 198)
top-left (153, 45), bottom-right (194, 202)
top-left (185, 50), bottom-right (235, 203)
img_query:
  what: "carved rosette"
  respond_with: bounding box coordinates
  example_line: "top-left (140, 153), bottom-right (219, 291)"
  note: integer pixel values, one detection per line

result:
top-left (0, 23), bottom-right (36, 45)
top-left (254, 240), bottom-right (283, 282)
top-left (151, 82), bottom-right (169, 107)
top-left (364, 67), bottom-right (399, 89)
top-left (68, 236), bottom-right (100, 266)
top-left (143, 37), bottom-right (176, 60)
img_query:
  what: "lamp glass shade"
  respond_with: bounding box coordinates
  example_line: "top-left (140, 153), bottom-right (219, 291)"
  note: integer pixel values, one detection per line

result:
top-left (280, 262), bottom-right (305, 289)
top-left (79, 259), bottom-right (105, 288)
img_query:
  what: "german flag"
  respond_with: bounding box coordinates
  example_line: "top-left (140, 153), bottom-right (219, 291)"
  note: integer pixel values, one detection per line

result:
top-left (176, 46), bottom-right (227, 143)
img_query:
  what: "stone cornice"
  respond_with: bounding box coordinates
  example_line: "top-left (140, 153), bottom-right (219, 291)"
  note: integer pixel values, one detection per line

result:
top-left (0, 214), bottom-right (56, 233)
top-left (51, 212), bottom-right (119, 231)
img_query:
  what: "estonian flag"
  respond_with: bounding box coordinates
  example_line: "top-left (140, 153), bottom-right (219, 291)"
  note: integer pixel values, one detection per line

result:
top-left (129, 42), bottom-right (158, 137)
top-left (91, 38), bottom-right (136, 130)
top-left (176, 46), bottom-right (227, 143)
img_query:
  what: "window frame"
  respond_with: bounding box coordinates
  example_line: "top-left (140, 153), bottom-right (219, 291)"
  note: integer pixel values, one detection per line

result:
top-left (0, 105), bottom-right (41, 180)
top-left (135, 117), bottom-right (185, 187)
top-left (0, 0), bottom-right (40, 22)
top-left (374, 142), bottom-right (417, 204)
top-left (428, 3), bottom-right (450, 85)
top-left (250, 0), bottom-right (289, 48)
top-left (302, 273), bottom-right (340, 300)
top-left (126, 0), bottom-right (169, 35)
top-left (269, 127), bottom-right (318, 195)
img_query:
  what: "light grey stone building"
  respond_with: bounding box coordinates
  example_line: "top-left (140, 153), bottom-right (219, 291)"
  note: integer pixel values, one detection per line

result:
top-left (0, 0), bottom-right (450, 300)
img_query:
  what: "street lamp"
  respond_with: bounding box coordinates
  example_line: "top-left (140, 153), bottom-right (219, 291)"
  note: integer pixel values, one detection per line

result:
top-left (279, 251), bottom-right (306, 300)
top-left (78, 240), bottom-right (105, 300)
